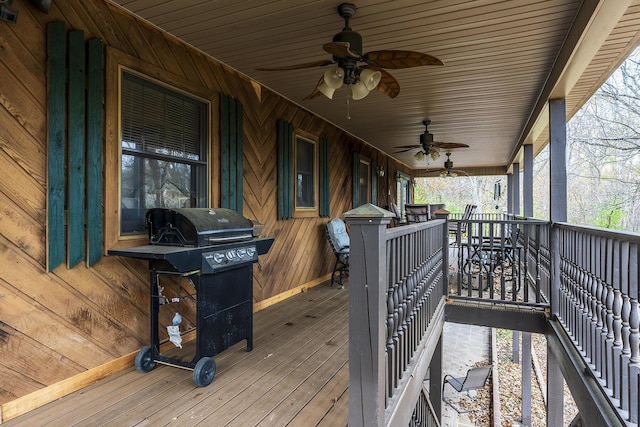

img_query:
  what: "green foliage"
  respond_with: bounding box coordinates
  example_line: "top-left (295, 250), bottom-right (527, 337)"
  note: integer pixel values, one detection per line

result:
top-left (593, 200), bottom-right (627, 230)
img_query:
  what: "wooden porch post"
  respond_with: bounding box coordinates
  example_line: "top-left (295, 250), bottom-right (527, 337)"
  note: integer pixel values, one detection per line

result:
top-left (547, 98), bottom-right (567, 427)
top-left (512, 162), bottom-right (520, 216)
top-left (343, 204), bottom-right (393, 427)
top-left (521, 143), bottom-right (534, 425)
top-left (507, 173), bottom-right (514, 215)
top-left (523, 144), bottom-right (534, 218)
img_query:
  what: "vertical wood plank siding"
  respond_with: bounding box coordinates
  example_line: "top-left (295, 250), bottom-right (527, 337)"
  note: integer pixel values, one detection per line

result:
top-left (67, 30), bottom-right (86, 268)
top-left (86, 38), bottom-right (104, 267)
top-left (0, 0), bottom-right (410, 408)
top-left (46, 21), bottom-right (66, 272)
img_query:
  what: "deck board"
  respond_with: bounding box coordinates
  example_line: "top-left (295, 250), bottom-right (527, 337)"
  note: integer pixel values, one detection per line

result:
top-left (5, 284), bottom-right (349, 427)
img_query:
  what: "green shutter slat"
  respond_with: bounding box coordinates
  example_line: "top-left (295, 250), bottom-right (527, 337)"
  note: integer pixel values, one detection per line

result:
top-left (46, 22), bottom-right (66, 272)
top-left (352, 153), bottom-right (360, 208)
top-left (325, 138), bottom-right (330, 216)
top-left (319, 137), bottom-right (330, 217)
top-left (228, 97), bottom-right (237, 211)
top-left (371, 159), bottom-right (377, 206)
top-left (235, 101), bottom-right (244, 215)
top-left (67, 30), bottom-right (86, 268)
top-left (220, 95), bottom-right (230, 208)
top-left (287, 122), bottom-right (293, 218)
top-left (86, 38), bottom-right (103, 267)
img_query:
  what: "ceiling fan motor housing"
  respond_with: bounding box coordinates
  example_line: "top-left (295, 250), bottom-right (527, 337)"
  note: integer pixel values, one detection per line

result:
top-left (333, 30), bottom-right (362, 56)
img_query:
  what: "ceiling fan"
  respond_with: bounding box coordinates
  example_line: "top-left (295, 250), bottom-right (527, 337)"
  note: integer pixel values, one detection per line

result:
top-left (425, 152), bottom-right (469, 177)
top-left (394, 120), bottom-right (469, 161)
top-left (256, 2), bottom-right (443, 101)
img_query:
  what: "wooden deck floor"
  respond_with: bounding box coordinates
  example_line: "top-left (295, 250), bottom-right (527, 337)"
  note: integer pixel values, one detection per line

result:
top-left (6, 284), bottom-right (349, 427)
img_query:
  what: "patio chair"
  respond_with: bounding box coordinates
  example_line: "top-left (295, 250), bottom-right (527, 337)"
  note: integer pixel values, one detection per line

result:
top-left (448, 204), bottom-right (477, 241)
top-left (405, 203), bottom-right (429, 223)
top-left (325, 218), bottom-right (349, 288)
top-left (389, 202), bottom-right (403, 226)
top-left (442, 365), bottom-right (492, 413)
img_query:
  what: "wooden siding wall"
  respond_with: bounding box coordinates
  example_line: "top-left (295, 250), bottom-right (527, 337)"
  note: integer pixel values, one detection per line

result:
top-left (0, 0), bottom-right (410, 408)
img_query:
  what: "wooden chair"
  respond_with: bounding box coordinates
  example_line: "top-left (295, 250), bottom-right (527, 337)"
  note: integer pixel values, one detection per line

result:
top-left (405, 203), bottom-right (429, 223)
top-left (442, 365), bottom-right (492, 413)
top-left (325, 218), bottom-right (349, 288)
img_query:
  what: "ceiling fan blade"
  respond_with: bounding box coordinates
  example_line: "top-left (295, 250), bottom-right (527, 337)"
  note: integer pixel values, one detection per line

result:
top-left (302, 76), bottom-right (325, 101)
top-left (323, 42), bottom-right (360, 59)
top-left (256, 59), bottom-right (335, 71)
top-left (364, 50), bottom-right (444, 69)
top-left (394, 147), bottom-right (420, 153)
top-left (394, 144), bottom-right (422, 149)
top-left (430, 142), bottom-right (470, 149)
top-left (373, 68), bottom-right (400, 98)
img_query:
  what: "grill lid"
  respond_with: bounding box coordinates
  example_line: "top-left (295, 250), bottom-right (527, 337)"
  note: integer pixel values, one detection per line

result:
top-left (147, 208), bottom-right (254, 247)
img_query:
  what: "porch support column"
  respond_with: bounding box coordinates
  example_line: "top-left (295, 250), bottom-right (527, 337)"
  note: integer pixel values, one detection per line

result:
top-left (548, 98), bottom-right (567, 427)
top-left (523, 144), bottom-right (534, 218)
top-left (549, 98), bottom-right (568, 222)
top-left (522, 332), bottom-right (533, 425)
top-left (507, 173), bottom-right (514, 215)
top-left (343, 204), bottom-right (393, 427)
top-left (513, 162), bottom-right (521, 216)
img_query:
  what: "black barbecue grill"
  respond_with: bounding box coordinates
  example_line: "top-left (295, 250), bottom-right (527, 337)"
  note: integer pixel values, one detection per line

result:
top-left (108, 208), bottom-right (273, 387)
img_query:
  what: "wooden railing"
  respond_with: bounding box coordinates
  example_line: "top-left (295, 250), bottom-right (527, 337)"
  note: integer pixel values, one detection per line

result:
top-left (409, 385), bottom-right (441, 427)
top-left (555, 223), bottom-right (640, 423)
top-left (451, 218), bottom-right (550, 305)
top-left (344, 206), bottom-right (447, 427)
top-left (345, 207), bottom-right (638, 426)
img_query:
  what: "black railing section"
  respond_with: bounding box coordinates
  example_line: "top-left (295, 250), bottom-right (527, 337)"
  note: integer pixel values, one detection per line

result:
top-left (556, 224), bottom-right (640, 423)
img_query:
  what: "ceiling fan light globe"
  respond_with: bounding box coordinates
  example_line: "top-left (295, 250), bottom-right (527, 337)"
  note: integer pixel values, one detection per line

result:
top-left (317, 82), bottom-right (337, 99)
top-left (323, 67), bottom-right (345, 89)
top-left (360, 68), bottom-right (381, 90)
top-left (429, 149), bottom-right (440, 160)
top-left (351, 81), bottom-right (370, 100)
top-left (413, 151), bottom-right (425, 161)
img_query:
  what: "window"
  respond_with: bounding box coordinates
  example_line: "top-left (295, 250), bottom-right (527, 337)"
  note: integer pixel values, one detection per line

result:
top-left (119, 72), bottom-right (208, 234)
top-left (358, 157), bottom-right (371, 205)
top-left (294, 131), bottom-right (318, 216)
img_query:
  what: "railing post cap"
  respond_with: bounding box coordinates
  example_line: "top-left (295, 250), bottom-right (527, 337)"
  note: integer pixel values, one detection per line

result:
top-left (342, 203), bottom-right (393, 224)
top-left (434, 208), bottom-right (450, 219)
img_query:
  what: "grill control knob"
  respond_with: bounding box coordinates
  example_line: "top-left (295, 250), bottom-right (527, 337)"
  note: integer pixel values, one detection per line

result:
top-left (246, 246), bottom-right (256, 257)
top-left (225, 250), bottom-right (236, 260)
top-left (213, 253), bottom-right (225, 263)
top-left (236, 248), bottom-right (247, 258)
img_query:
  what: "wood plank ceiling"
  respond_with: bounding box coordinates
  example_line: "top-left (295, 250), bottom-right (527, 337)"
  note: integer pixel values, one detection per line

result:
top-left (109, 0), bottom-right (640, 174)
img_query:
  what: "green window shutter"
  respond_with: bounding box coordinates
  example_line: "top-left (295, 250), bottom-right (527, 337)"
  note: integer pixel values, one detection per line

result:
top-left (352, 152), bottom-right (360, 208)
top-left (86, 38), bottom-right (104, 267)
top-left (319, 137), bottom-right (330, 217)
top-left (46, 21), bottom-right (66, 272)
top-left (278, 120), bottom-right (293, 219)
top-left (220, 94), bottom-right (244, 214)
top-left (67, 30), bottom-right (86, 268)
